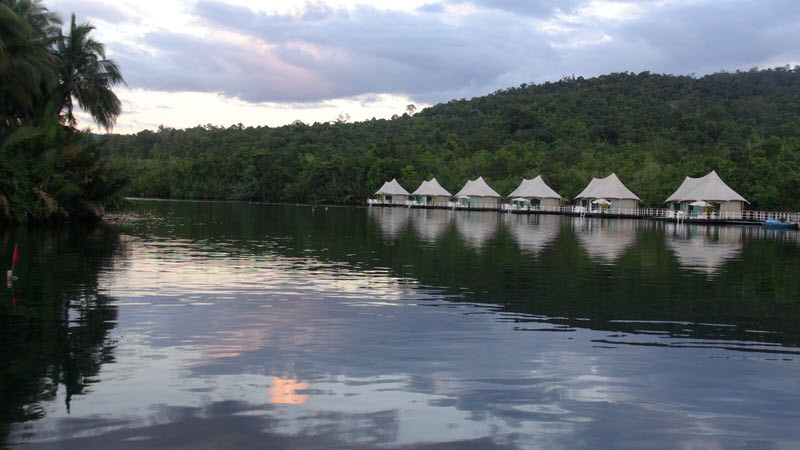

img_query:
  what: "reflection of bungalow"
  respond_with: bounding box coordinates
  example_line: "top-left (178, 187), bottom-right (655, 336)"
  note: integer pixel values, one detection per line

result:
top-left (506, 214), bottom-right (560, 254)
top-left (411, 178), bottom-right (452, 207)
top-left (368, 207), bottom-right (411, 241)
top-left (665, 223), bottom-right (742, 275)
top-left (665, 171), bottom-right (748, 219)
top-left (574, 218), bottom-right (637, 263)
top-left (455, 176), bottom-right (502, 209)
top-left (371, 179), bottom-right (410, 206)
top-left (410, 208), bottom-right (452, 243)
top-left (507, 175), bottom-right (562, 211)
top-left (454, 211), bottom-right (498, 249)
top-left (574, 173), bottom-right (640, 212)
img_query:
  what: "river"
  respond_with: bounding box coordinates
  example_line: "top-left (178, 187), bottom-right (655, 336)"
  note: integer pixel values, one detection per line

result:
top-left (2, 200), bottom-right (799, 448)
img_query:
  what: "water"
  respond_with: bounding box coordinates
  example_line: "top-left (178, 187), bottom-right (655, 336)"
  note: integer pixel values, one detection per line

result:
top-left (2, 200), bottom-right (800, 448)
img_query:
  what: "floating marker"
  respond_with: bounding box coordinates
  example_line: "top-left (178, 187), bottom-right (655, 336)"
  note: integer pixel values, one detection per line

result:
top-left (7, 244), bottom-right (19, 286)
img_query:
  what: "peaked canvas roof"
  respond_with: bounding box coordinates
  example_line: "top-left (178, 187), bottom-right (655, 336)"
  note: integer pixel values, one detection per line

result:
top-left (412, 177), bottom-right (452, 197)
top-left (574, 173), bottom-right (640, 201)
top-left (665, 171), bottom-right (748, 203)
top-left (455, 176), bottom-right (501, 198)
top-left (508, 175), bottom-right (562, 199)
top-left (374, 178), bottom-right (410, 196)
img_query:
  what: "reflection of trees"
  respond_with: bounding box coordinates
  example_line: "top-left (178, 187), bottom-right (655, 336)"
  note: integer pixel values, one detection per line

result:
top-left (116, 201), bottom-right (800, 348)
top-left (0, 225), bottom-right (123, 444)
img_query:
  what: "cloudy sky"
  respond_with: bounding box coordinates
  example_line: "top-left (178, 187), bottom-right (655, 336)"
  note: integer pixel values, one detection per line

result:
top-left (47, 0), bottom-right (800, 134)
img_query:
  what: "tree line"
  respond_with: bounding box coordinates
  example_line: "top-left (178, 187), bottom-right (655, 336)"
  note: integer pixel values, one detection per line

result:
top-left (105, 67), bottom-right (800, 211)
top-left (1, 0), bottom-right (125, 224)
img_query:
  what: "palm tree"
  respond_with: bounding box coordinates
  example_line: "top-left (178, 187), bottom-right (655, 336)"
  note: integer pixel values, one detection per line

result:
top-left (53, 14), bottom-right (124, 131)
top-left (0, 0), bottom-right (61, 124)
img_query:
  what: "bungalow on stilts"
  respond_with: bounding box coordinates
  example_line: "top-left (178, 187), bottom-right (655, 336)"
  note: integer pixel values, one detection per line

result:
top-left (455, 176), bottom-right (501, 210)
top-left (369, 179), bottom-right (410, 206)
top-left (411, 178), bottom-right (452, 207)
top-left (574, 173), bottom-right (640, 214)
top-left (665, 171), bottom-right (748, 219)
top-left (507, 175), bottom-right (562, 211)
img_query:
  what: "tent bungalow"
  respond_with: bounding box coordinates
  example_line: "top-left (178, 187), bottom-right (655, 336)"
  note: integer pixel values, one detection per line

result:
top-left (371, 178), bottom-right (410, 206)
top-left (665, 171), bottom-right (748, 219)
top-left (507, 175), bottom-right (562, 211)
top-left (574, 173), bottom-right (640, 213)
top-left (455, 176), bottom-right (502, 209)
top-left (411, 178), bottom-right (452, 207)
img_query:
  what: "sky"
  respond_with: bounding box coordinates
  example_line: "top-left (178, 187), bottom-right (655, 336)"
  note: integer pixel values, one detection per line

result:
top-left (47, 0), bottom-right (800, 134)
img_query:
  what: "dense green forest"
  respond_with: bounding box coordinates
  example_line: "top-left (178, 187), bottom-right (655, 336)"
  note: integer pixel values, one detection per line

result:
top-left (0, 0), bottom-right (124, 224)
top-left (107, 67), bottom-right (800, 211)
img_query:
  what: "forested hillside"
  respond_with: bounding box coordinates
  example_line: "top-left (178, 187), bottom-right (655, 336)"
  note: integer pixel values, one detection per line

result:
top-left (106, 67), bottom-right (800, 210)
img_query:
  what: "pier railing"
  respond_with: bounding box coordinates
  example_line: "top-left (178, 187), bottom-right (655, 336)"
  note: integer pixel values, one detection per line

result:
top-left (369, 199), bottom-right (800, 222)
top-left (499, 204), bottom-right (800, 222)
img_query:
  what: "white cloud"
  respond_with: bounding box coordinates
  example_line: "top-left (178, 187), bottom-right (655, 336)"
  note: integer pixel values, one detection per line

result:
top-left (47, 0), bottom-right (800, 133)
top-left (100, 88), bottom-right (424, 134)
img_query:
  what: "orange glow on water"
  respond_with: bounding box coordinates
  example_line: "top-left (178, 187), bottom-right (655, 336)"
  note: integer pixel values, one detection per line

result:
top-left (269, 376), bottom-right (310, 405)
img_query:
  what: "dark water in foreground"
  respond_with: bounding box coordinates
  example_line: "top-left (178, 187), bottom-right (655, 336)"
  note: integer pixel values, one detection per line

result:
top-left (2, 200), bottom-right (800, 448)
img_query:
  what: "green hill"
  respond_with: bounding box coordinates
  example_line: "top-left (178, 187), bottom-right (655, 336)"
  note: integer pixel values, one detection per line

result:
top-left (105, 67), bottom-right (800, 210)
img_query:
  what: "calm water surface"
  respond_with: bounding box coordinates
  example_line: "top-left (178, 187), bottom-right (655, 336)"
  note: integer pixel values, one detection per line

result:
top-left (2, 200), bottom-right (800, 448)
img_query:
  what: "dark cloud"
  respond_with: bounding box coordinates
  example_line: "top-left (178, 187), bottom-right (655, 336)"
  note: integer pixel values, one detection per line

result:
top-left (114, 1), bottom-right (553, 103)
top-left (556, 0), bottom-right (800, 81)
top-left (114, 33), bottom-right (327, 102)
top-left (115, 0), bottom-right (800, 105)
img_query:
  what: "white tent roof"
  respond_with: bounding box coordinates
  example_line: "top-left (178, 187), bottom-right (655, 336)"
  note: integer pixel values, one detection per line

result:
top-left (574, 173), bottom-right (640, 201)
top-left (455, 176), bottom-right (501, 198)
top-left (508, 175), bottom-right (562, 199)
top-left (411, 177), bottom-right (452, 197)
top-left (374, 178), bottom-right (410, 196)
top-left (665, 171), bottom-right (748, 203)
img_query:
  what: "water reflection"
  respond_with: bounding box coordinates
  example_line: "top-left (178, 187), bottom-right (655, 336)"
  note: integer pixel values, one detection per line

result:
top-left (410, 208), bottom-right (452, 244)
top-left (0, 225), bottom-right (124, 444)
top-left (573, 218), bottom-right (638, 263)
top-left (269, 376), bottom-right (311, 405)
top-left (504, 214), bottom-right (560, 254)
top-left (454, 211), bottom-right (499, 249)
top-left (665, 223), bottom-right (742, 275)
top-left (367, 207), bottom-right (410, 242)
top-left (5, 201), bottom-right (800, 448)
